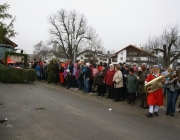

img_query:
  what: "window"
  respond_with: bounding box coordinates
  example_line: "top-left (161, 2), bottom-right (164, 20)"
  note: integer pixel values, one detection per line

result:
top-left (133, 52), bottom-right (137, 55)
top-left (129, 52), bottom-right (132, 55)
top-left (81, 57), bottom-right (83, 59)
top-left (113, 58), bottom-right (117, 61)
top-left (121, 52), bottom-right (123, 55)
top-left (137, 57), bottom-right (141, 60)
top-left (120, 57), bottom-right (123, 60)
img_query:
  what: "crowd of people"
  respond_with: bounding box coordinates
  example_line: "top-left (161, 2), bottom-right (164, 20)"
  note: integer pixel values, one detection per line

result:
top-left (32, 59), bottom-right (180, 118)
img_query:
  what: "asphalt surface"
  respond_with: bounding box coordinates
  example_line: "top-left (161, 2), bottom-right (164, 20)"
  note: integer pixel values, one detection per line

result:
top-left (0, 81), bottom-right (180, 140)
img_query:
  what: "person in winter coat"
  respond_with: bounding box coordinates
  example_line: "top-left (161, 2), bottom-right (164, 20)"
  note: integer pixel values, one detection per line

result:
top-left (113, 65), bottom-right (123, 102)
top-left (145, 65), bottom-right (164, 117)
top-left (97, 65), bottom-right (106, 97)
top-left (59, 62), bottom-right (65, 86)
top-left (104, 64), bottom-right (115, 99)
top-left (137, 64), bottom-right (149, 109)
top-left (35, 63), bottom-right (41, 79)
top-left (122, 64), bottom-right (130, 100)
top-left (92, 65), bottom-right (99, 93)
top-left (126, 68), bottom-right (138, 106)
top-left (165, 70), bottom-right (180, 117)
top-left (66, 69), bottom-right (71, 89)
top-left (83, 63), bottom-right (92, 93)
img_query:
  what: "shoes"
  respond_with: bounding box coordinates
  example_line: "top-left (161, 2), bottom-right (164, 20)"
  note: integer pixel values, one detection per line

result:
top-left (165, 112), bottom-right (170, 115)
top-left (154, 112), bottom-right (159, 116)
top-left (146, 112), bottom-right (153, 117)
top-left (170, 114), bottom-right (174, 117)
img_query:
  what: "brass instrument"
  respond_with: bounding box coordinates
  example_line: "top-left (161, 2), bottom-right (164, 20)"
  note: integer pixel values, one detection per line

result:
top-left (144, 70), bottom-right (172, 93)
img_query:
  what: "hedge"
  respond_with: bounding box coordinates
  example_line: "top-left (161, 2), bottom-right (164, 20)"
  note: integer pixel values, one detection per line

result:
top-left (0, 64), bottom-right (36, 83)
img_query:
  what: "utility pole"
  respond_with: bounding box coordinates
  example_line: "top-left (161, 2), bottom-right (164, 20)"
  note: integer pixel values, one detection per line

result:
top-left (73, 26), bottom-right (76, 64)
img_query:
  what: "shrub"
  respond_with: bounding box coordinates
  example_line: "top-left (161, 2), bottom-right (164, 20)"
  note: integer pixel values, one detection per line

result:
top-left (46, 59), bottom-right (59, 84)
top-left (0, 65), bottom-right (36, 83)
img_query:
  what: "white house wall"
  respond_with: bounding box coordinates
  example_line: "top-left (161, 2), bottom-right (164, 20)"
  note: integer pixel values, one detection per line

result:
top-left (117, 50), bottom-right (126, 63)
top-left (140, 57), bottom-right (148, 61)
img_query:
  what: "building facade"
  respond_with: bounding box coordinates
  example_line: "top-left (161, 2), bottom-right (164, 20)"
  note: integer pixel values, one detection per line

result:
top-left (111, 44), bottom-right (158, 65)
top-left (0, 38), bottom-right (18, 59)
top-left (77, 50), bottom-right (111, 64)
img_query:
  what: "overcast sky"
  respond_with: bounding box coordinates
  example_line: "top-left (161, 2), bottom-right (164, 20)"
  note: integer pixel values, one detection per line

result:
top-left (1, 0), bottom-right (180, 54)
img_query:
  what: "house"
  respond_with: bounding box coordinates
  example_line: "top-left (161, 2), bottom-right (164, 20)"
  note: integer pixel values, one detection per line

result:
top-left (77, 50), bottom-right (112, 64)
top-left (111, 44), bottom-right (158, 65)
top-left (38, 51), bottom-right (68, 62)
top-left (0, 37), bottom-right (18, 59)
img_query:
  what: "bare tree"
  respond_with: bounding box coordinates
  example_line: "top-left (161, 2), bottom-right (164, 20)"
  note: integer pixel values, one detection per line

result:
top-left (33, 41), bottom-right (50, 59)
top-left (144, 24), bottom-right (180, 67)
top-left (48, 9), bottom-right (99, 60)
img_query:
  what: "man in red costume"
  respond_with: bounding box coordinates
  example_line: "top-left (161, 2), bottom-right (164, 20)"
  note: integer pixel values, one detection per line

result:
top-left (145, 65), bottom-right (164, 117)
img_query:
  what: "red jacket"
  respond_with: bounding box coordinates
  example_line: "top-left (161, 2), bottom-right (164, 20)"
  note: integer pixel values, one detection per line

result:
top-left (104, 69), bottom-right (115, 86)
top-left (145, 74), bottom-right (163, 106)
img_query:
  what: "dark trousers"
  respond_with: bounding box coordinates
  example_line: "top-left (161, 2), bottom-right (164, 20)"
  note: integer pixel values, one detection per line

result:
top-left (114, 87), bottom-right (122, 101)
top-left (98, 84), bottom-right (106, 96)
top-left (89, 78), bottom-right (93, 92)
top-left (66, 80), bottom-right (71, 89)
top-left (122, 85), bottom-right (128, 100)
top-left (140, 93), bottom-right (148, 107)
top-left (107, 85), bottom-right (114, 98)
top-left (128, 92), bottom-right (136, 103)
top-left (167, 90), bottom-right (179, 114)
top-left (78, 79), bottom-right (83, 90)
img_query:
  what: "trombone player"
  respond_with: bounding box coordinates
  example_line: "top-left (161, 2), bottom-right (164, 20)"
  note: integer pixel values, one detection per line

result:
top-left (145, 65), bottom-right (164, 117)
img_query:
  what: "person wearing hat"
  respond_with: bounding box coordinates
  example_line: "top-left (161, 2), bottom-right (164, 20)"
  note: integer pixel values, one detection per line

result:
top-left (145, 65), bottom-right (164, 117)
top-left (137, 64), bottom-right (149, 109)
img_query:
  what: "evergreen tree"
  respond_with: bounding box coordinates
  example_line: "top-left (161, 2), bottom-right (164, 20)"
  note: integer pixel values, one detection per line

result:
top-left (0, 3), bottom-right (17, 43)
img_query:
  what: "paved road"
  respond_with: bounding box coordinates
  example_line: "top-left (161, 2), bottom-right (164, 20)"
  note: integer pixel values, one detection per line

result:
top-left (0, 81), bottom-right (180, 140)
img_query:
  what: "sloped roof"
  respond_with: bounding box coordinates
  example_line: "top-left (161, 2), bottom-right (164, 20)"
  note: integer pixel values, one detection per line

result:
top-left (77, 50), bottom-right (112, 58)
top-left (114, 44), bottom-right (157, 57)
top-left (3, 37), bottom-right (18, 47)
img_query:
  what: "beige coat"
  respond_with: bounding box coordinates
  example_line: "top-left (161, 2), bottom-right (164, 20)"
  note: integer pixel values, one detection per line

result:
top-left (113, 70), bottom-right (123, 88)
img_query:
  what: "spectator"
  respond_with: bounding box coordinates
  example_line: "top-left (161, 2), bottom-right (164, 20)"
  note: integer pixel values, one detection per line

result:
top-left (113, 65), bottom-right (123, 102)
top-left (165, 70), bottom-right (180, 117)
top-left (104, 64), bottom-right (115, 99)
top-left (122, 64), bottom-right (130, 100)
top-left (137, 64), bottom-right (149, 109)
top-left (92, 64), bottom-right (99, 93)
top-left (97, 64), bottom-right (106, 97)
top-left (66, 69), bottom-right (71, 89)
top-left (126, 68), bottom-right (138, 106)
top-left (83, 63), bottom-right (91, 93)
